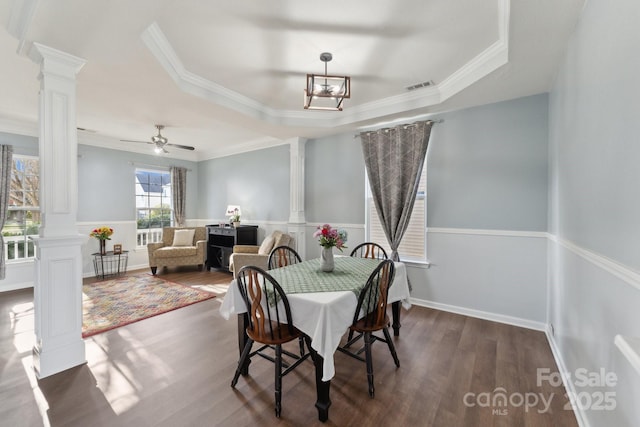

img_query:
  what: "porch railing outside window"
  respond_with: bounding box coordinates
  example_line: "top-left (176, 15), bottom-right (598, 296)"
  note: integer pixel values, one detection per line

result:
top-left (3, 233), bottom-right (37, 261)
top-left (136, 228), bottom-right (163, 247)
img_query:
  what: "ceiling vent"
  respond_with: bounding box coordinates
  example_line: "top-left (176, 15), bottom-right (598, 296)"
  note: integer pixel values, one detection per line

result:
top-left (406, 80), bottom-right (435, 91)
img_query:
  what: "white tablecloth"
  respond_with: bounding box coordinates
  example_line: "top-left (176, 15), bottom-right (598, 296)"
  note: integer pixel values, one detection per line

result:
top-left (219, 261), bottom-right (411, 381)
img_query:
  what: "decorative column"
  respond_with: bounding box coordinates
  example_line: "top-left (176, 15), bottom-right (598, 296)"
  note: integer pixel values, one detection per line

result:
top-left (287, 137), bottom-right (307, 259)
top-left (29, 43), bottom-right (87, 378)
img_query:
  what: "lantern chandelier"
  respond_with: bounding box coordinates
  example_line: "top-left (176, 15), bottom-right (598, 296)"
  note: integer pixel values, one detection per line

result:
top-left (304, 52), bottom-right (351, 111)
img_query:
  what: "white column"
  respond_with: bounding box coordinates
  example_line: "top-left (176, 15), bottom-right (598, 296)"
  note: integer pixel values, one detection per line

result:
top-left (287, 137), bottom-right (307, 259)
top-left (29, 43), bottom-right (87, 379)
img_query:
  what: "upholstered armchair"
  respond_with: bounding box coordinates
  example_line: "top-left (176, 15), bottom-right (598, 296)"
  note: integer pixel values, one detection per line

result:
top-left (229, 230), bottom-right (293, 277)
top-left (147, 227), bottom-right (207, 275)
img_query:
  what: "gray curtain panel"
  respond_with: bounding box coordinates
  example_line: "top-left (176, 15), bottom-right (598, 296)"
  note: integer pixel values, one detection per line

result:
top-left (171, 166), bottom-right (187, 227)
top-left (360, 120), bottom-right (433, 262)
top-left (0, 145), bottom-right (13, 279)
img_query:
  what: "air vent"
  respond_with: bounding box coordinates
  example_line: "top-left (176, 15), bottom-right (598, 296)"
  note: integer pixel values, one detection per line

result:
top-left (406, 80), bottom-right (435, 91)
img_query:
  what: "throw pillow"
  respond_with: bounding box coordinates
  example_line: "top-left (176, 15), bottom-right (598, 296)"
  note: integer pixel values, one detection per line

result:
top-left (273, 232), bottom-right (290, 249)
top-left (258, 234), bottom-right (276, 255)
top-left (172, 229), bottom-right (195, 247)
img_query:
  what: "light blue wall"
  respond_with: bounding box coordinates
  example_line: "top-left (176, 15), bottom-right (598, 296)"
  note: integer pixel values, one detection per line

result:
top-left (302, 94), bottom-right (548, 231)
top-left (548, 0), bottom-right (640, 425)
top-left (427, 94), bottom-right (548, 231)
top-left (305, 133), bottom-right (365, 224)
top-left (197, 144), bottom-right (290, 222)
top-left (77, 145), bottom-right (198, 222)
top-left (0, 133), bottom-right (199, 222)
top-left (0, 132), bottom-right (38, 156)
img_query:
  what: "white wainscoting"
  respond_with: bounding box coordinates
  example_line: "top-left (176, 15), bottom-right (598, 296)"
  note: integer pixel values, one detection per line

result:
top-left (546, 237), bottom-right (640, 427)
top-left (408, 227), bottom-right (549, 330)
top-left (77, 221), bottom-right (151, 277)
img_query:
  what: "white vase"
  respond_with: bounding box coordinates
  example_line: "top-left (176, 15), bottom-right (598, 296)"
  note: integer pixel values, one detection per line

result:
top-left (320, 246), bottom-right (334, 272)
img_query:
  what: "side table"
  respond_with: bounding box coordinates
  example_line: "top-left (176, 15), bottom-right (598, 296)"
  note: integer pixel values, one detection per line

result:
top-left (92, 251), bottom-right (129, 279)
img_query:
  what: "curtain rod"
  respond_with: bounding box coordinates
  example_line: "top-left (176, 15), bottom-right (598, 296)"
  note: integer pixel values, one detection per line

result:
top-left (354, 119), bottom-right (444, 138)
top-left (128, 161), bottom-right (192, 172)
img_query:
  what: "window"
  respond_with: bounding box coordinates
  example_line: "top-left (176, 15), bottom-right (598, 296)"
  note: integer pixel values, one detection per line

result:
top-left (135, 169), bottom-right (172, 246)
top-left (365, 162), bottom-right (427, 262)
top-left (2, 155), bottom-right (40, 262)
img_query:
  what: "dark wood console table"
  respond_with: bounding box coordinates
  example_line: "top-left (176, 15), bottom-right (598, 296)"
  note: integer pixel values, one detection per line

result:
top-left (206, 224), bottom-right (258, 271)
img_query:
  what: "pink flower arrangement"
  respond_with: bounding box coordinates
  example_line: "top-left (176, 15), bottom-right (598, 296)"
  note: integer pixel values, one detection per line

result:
top-left (89, 226), bottom-right (114, 240)
top-left (313, 224), bottom-right (348, 251)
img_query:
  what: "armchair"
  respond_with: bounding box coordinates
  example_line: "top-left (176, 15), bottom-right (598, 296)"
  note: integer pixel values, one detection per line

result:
top-left (147, 227), bottom-right (207, 275)
top-left (229, 230), bottom-right (293, 277)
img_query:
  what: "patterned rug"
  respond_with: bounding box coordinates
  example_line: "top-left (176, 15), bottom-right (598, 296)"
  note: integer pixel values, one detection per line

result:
top-left (82, 274), bottom-right (215, 338)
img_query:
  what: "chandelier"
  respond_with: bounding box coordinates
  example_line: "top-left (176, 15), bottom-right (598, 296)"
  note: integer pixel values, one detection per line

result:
top-left (304, 52), bottom-right (351, 111)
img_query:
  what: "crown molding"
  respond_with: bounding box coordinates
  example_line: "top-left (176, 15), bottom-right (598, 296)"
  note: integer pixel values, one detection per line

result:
top-left (0, 116), bottom-right (38, 136)
top-left (29, 42), bottom-right (86, 75)
top-left (142, 0), bottom-right (510, 129)
top-left (6, 0), bottom-right (40, 55)
top-left (197, 136), bottom-right (287, 161)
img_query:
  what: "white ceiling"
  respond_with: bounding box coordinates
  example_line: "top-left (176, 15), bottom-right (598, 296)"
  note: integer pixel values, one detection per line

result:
top-left (0, 0), bottom-right (585, 161)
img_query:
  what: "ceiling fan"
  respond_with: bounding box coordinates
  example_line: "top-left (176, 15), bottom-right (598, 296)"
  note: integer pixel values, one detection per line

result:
top-left (121, 125), bottom-right (195, 154)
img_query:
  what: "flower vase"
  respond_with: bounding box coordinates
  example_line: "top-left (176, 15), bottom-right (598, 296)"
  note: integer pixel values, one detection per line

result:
top-left (99, 239), bottom-right (106, 255)
top-left (320, 246), bottom-right (334, 272)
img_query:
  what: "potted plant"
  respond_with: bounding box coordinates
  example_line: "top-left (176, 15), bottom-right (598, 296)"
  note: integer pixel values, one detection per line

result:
top-left (313, 224), bottom-right (348, 272)
top-left (231, 208), bottom-right (241, 228)
top-left (89, 226), bottom-right (114, 255)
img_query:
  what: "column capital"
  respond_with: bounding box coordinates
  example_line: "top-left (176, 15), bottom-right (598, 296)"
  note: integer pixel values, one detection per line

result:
top-left (29, 42), bottom-right (86, 76)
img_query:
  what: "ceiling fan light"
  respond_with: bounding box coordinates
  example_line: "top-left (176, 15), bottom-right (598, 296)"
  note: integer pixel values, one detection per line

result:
top-left (154, 146), bottom-right (163, 154)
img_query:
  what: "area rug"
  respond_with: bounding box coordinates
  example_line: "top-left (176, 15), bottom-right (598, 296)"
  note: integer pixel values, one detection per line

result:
top-left (82, 274), bottom-right (216, 338)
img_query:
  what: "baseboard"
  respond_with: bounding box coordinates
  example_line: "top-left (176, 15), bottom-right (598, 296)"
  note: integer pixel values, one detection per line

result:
top-left (410, 297), bottom-right (547, 331)
top-left (0, 281), bottom-right (33, 291)
top-left (544, 328), bottom-right (591, 427)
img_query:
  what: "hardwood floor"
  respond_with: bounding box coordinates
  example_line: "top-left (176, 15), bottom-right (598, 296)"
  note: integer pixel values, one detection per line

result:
top-left (1, 267), bottom-right (578, 426)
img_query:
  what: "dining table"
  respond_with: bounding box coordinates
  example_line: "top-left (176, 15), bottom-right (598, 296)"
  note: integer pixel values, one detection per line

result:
top-left (219, 256), bottom-right (411, 422)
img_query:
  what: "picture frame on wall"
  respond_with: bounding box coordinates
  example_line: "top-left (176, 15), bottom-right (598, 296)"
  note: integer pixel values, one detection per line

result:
top-left (113, 244), bottom-right (123, 254)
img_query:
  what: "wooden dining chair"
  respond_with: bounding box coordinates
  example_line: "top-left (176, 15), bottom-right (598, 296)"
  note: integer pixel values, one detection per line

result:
top-left (337, 259), bottom-right (399, 398)
top-left (346, 242), bottom-right (389, 342)
top-left (349, 242), bottom-right (388, 260)
top-left (268, 245), bottom-right (303, 270)
top-left (231, 266), bottom-right (310, 417)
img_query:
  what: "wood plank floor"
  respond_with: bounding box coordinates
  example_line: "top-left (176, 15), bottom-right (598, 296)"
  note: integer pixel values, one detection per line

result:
top-left (1, 266), bottom-right (578, 426)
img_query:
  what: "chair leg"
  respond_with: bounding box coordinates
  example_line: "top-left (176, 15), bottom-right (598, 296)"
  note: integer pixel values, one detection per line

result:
top-left (382, 327), bottom-right (400, 367)
top-left (150, 266), bottom-right (157, 275)
top-left (298, 337), bottom-right (305, 357)
top-left (231, 338), bottom-right (254, 387)
top-left (347, 329), bottom-right (354, 342)
top-left (364, 332), bottom-right (375, 398)
top-left (275, 344), bottom-right (282, 418)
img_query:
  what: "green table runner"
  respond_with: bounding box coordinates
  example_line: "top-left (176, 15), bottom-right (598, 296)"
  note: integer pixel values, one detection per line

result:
top-left (269, 257), bottom-right (381, 297)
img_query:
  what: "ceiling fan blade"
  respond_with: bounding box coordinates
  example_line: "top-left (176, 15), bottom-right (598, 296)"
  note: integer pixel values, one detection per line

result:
top-left (166, 143), bottom-right (195, 151)
top-left (120, 139), bottom-right (154, 145)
